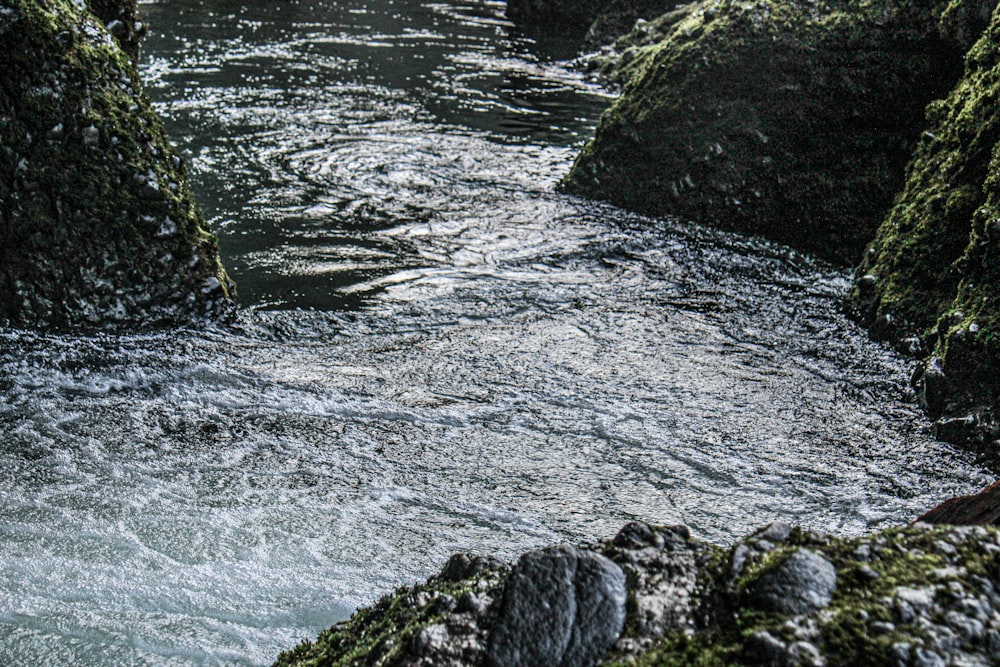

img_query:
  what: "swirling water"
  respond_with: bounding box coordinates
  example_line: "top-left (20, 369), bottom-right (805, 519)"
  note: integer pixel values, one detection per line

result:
top-left (0, 0), bottom-right (992, 664)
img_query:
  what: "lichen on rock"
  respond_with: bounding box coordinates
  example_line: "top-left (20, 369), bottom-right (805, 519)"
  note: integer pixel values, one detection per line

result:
top-left (0, 0), bottom-right (233, 329)
top-left (562, 0), bottom-right (972, 265)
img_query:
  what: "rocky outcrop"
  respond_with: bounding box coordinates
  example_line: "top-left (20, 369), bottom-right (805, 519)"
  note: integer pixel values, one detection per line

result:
top-left (849, 3), bottom-right (1000, 446)
top-left (563, 0), bottom-right (983, 265)
top-left (274, 521), bottom-right (1000, 667)
top-left (0, 0), bottom-right (233, 329)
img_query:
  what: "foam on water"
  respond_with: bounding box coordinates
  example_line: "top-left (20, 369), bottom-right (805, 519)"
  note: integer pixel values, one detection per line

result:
top-left (0, 0), bottom-right (993, 664)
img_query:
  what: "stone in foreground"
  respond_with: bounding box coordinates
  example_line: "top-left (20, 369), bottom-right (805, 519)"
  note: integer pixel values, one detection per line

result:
top-left (273, 521), bottom-right (1000, 666)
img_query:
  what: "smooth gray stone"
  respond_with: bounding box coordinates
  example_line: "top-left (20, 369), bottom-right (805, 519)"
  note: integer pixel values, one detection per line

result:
top-left (752, 549), bottom-right (837, 615)
top-left (486, 545), bottom-right (627, 667)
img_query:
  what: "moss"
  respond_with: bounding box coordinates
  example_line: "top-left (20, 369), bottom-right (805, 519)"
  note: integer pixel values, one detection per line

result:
top-left (273, 562), bottom-right (506, 667)
top-left (0, 0), bottom-right (233, 328)
top-left (603, 629), bottom-right (737, 666)
top-left (846, 4), bottom-right (1000, 447)
top-left (607, 525), bottom-right (997, 666)
top-left (564, 0), bottom-right (968, 264)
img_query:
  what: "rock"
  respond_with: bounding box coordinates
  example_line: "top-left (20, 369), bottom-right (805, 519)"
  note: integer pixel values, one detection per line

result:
top-left (752, 549), bottom-right (837, 615)
top-left (846, 3), bottom-right (1000, 445)
top-left (87, 0), bottom-right (146, 59)
top-left (754, 522), bottom-right (793, 544)
top-left (742, 630), bottom-right (788, 666)
top-left (919, 480), bottom-right (1000, 526)
top-left (505, 0), bottom-right (605, 35)
top-left (564, 0), bottom-right (972, 264)
top-left (485, 545), bottom-right (627, 667)
top-left (274, 523), bottom-right (1000, 667)
top-left (0, 0), bottom-right (233, 329)
top-left (583, 0), bottom-right (682, 48)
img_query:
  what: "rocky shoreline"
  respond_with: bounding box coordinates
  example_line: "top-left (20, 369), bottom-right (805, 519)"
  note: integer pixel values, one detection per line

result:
top-left (274, 519), bottom-right (1000, 666)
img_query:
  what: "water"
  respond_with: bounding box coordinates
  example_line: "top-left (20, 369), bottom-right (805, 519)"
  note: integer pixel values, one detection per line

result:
top-left (0, 0), bottom-right (992, 664)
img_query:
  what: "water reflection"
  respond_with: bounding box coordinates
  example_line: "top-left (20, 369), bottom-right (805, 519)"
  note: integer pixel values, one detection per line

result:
top-left (141, 0), bottom-right (609, 309)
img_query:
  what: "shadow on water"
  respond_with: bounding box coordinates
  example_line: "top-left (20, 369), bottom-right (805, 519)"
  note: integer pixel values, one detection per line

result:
top-left (0, 0), bottom-right (992, 665)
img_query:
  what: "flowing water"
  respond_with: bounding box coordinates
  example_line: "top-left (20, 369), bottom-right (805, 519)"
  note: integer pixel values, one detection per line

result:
top-left (0, 0), bottom-right (993, 664)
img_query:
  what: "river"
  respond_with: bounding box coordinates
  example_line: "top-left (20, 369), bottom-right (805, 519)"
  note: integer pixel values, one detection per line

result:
top-left (0, 0), bottom-right (991, 664)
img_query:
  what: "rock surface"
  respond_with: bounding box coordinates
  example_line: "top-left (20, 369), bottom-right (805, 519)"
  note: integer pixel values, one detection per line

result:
top-left (505, 0), bottom-right (606, 36)
top-left (750, 549), bottom-right (837, 615)
top-left (849, 3), bottom-right (1000, 446)
top-left (0, 0), bottom-right (233, 329)
top-left (273, 521), bottom-right (1000, 667)
top-left (485, 545), bottom-right (627, 667)
top-left (564, 0), bottom-right (975, 264)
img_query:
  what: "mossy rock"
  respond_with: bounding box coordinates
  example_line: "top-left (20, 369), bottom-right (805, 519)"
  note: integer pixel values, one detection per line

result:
top-left (0, 0), bottom-right (233, 329)
top-left (505, 0), bottom-right (607, 35)
top-left (272, 522), bottom-right (1000, 666)
top-left (564, 0), bottom-right (974, 265)
top-left (849, 3), bottom-right (1000, 445)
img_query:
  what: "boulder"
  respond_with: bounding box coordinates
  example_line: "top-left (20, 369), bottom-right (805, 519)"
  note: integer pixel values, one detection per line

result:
top-left (848, 3), bottom-right (1000, 444)
top-left (750, 549), bottom-right (837, 615)
top-left (563, 0), bottom-right (974, 264)
top-left (0, 0), bottom-right (233, 329)
top-left (485, 545), bottom-right (627, 667)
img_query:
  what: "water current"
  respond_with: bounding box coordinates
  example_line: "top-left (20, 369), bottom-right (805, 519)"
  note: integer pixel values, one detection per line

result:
top-left (0, 0), bottom-right (994, 664)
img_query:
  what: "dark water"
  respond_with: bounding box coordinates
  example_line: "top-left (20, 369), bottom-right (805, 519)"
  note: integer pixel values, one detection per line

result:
top-left (0, 0), bottom-right (991, 664)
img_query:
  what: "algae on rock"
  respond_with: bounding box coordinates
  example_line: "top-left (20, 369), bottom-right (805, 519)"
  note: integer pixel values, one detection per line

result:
top-left (0, 0), bottom-right (233, 328)
top-left (563, 0), bottom-right (969, 264)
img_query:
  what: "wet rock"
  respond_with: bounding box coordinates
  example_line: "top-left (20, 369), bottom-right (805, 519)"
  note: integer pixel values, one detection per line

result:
top-left (485, 545), bottom-right (627, 667)
top-left (0, 0), bottom-right (233, 328)
top-left (565, 0), bottom-right (971, 264)
top-left (934, 414), bottom-right (981, 445)
top-left (752, 549), bottom-right (837, 615)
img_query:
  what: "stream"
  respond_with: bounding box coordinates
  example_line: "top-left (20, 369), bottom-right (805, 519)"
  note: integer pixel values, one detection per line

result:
top-left (0, 0), bottom-right (992, 664)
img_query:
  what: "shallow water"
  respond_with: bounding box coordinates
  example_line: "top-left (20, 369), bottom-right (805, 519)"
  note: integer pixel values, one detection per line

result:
top-left (0, 0), bottom-right (992, 664)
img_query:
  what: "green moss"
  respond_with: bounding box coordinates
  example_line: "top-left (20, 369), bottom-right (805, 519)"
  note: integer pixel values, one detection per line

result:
top-left (565, 0), bottom-right (968, 264)
top-left (847, 4), bottom-right (1000, 445)
top-left (0, 0), bottom-right (233, 328)
top-left (273, 563), bottom-right (506, 667)
top-left (603, 629), bottom-right (737, 666)
top-left (605, 525), bottom-right (998, 666)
